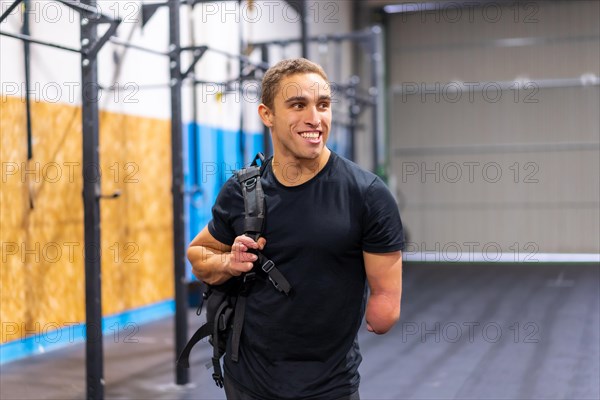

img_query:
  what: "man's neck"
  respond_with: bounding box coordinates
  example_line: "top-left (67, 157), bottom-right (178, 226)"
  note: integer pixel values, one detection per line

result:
top-left (272, 148), bottom-right (331, 187)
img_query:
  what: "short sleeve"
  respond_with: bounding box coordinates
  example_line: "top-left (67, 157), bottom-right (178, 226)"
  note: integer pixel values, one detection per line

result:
top-left (207, 178), bottom-right (240, 246)
top-left (361, 177), bottom-right (405, 253)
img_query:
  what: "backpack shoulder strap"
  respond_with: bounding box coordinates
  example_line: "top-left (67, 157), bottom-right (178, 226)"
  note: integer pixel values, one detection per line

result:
top-left (235, 153), bottom-right (266, 241)
top-left (235, 153), bottom-right (291, 295)
top-left (177, 153), bottom-right (291, 388)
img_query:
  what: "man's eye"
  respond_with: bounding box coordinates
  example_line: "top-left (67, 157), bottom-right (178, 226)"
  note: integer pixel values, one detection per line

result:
top-left (319, 103), bottom-right (330, 109)
top-left (292, 103), bottom-right (304, 109)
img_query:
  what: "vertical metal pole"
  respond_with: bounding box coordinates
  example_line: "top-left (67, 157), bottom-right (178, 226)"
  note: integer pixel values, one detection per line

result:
top-left (22, 0), bottom-right (34, 210)
top-left (347, 76), bottom-right (359, 162)
top-left (238, 1), bottom-right (246, 164)
top-left (261, 44), bottom-right (271, 156)
top-left (169, 0), bottom-right (189, 386)
top-left (189, 3), bottom-right (200, 188)
top-left (80, 1), bottom-right (104, 398)
top-left (370, 26), bottom-right (385, 176)
top-left (22, 0), bottom-right (32, 160)
top-left (300, 0), bottom-right (308, 58)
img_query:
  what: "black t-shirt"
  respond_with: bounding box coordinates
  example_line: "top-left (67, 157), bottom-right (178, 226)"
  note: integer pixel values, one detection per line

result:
top-left (208, 151), bottom-right (404, 399)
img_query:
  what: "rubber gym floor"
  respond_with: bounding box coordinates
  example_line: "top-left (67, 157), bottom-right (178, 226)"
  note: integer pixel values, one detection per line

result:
top-left (1, 263), bottom-right (598, 400)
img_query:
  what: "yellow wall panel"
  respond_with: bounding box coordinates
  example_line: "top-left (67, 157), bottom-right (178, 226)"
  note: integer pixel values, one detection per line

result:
top-left (1, 96), bottom-right (28, 342)
top-left (1, 96), bottom-right (174, 343)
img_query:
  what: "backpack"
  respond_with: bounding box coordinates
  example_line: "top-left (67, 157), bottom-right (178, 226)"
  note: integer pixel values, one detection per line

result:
top-left (177, 153), bottom-right (292, 388)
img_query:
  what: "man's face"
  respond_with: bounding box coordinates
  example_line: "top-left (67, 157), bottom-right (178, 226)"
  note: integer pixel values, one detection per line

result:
top-left (263, 72), bottom-right (332, 162)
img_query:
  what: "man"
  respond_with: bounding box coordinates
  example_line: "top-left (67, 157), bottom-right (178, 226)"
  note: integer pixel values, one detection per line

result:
top-left (187, 58), bottom-right (404, 400)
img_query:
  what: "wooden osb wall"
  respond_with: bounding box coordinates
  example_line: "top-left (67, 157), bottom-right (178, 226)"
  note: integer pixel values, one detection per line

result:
top-left (1, 96), bottom-right (173, 343)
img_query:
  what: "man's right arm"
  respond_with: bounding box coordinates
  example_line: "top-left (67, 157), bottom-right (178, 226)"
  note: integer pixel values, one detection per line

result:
top-left (187, 226), bottom-right (265, 285)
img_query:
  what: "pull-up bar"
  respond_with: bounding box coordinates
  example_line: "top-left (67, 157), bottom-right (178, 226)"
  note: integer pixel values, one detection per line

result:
top-left (0, 0), bottom-right (121, 59)
top-left (108, 37), bottom-right (169, 56)
top-left (181, 45), bottom-right (270, 71)
top-left (248, 29), bottom-right (374, 48)
top-left (0, 30), bottom-right (81, 53)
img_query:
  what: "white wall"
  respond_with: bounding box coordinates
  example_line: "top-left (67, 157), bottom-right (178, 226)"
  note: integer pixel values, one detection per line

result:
top-left (386, 1), bottom-right (600, 255)
top-left (1, 0), bottom-right (354, 128)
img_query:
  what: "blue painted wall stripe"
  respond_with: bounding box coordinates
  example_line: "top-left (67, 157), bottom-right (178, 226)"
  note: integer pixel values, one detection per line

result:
top-left (0, 300), bottom-right (175, 365)
top-left (183, 123), bottom-right (264, 266)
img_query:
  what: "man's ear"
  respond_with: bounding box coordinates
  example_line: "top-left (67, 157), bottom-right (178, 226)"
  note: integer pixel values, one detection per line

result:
top-left (258, 103), bottom-right (273, 127)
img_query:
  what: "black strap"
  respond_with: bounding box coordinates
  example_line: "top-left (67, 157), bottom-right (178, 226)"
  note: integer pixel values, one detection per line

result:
top-left (178, 153), bottom-right (292, 388)
top-left (212, 356), bottom-right (224, 388)
top-left (230, 292), bottom-right (248, 362)
top-left (176, 322), bottom-right (213, 368)
top-left (244, 216), bottom-right (263, 234)
top-left (235, 154), bottom-right (291, 295)
top-left (251, 152), bottom-right (265, 167)
top-left (238, 165), bottom-right (265, 237)
top-left (210, 301), bottom-right (230, 387)
top-left (257, 252), bottom-right (291, 295)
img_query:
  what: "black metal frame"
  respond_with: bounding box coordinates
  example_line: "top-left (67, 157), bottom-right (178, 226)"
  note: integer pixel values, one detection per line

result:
top-left (168, 0), bottom-right (189, 386)
top-left (21, 0), bottom-right (31, 161)
top-left (0, 0), bottom-right (120, 58)
top-left (1, 1), bottom-right (121, 398)
top-left (80, 2), bottom-right (103, 399)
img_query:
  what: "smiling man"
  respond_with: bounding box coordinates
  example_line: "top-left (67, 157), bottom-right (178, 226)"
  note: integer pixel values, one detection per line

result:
top-left (187, 58), bottom-right (405, 400)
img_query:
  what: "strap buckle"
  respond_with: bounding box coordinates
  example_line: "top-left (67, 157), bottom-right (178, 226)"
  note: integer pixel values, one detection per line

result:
top-left (261, 259), bottom-right (275, 274)
top-left (239, 272), bottom-right (256, 296)
top-left (212, 373), bottom-right (224, 388)
top-left (243, 271), bottom-right (256, 283)
top-left (269, 276), bottom-right (282, 292)
top-left (244, 177), bottom-right (257, 189)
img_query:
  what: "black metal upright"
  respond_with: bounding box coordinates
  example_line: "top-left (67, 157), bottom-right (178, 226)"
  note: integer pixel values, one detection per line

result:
top-left (80, 0), bottom-right (103, 398)
top-left (261, 44), bottom-right (271, 156)
top-left (370, 26), bottom-right (384, 176)
top-left (22, 0), bottom-right (32, 160)
top-left (300, 0), bottom-right (308, 58)
top-left (168, 0), bottom-right (189, 386)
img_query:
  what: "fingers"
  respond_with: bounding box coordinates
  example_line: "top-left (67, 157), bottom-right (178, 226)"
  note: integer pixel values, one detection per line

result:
top-left (257, 237), bottom-right (267, 250)
top-left (228, 235), bottom-right (266, 276)
top-left (235, 235), bottom-right (260, 249)
top-left (232, 250), bottom-right (258, 263)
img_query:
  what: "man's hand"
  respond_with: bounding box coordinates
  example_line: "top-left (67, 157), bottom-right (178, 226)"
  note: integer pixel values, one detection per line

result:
top-left (187, 227), bottom-right (267, 285)
top-left (227, 235), bottom-right (267, 277)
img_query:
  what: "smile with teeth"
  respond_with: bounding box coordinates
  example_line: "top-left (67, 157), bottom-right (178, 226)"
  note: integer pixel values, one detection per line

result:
top-left (300, 132), bottom-right (320, 139)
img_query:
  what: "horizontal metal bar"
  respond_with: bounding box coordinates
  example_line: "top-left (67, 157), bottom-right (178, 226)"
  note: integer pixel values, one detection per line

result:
top-left (108, 37), bottom-right (168, 56)
top-left (193, 79), bottom-right (227, 86)
top-left (391, 34), bottom-right (600, 53)
top-left (391, 76), bottom-right (600, 95)
top-left (402, 201), bottom-right (600, 211)
top-left (193, 78), bottom-right (259, 86)
top-left (403, 252), bottom-right (600, 263)
top-left (181, 45), bottom-right (269, 70)
top-left (98, 83), bottom-right (170, 91)
top-left (394, 141), bottom-right (600, 156)
top-left (248, 29), bottom-right (375, 48)
top-left (56, 0), bottom-right (112, 24)
top-left (192, 80), bottom-right (261, 96)
top-left (0, 30), bottom-right (81, 53)
top-left (383, 1), bottom-right (501, 14)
